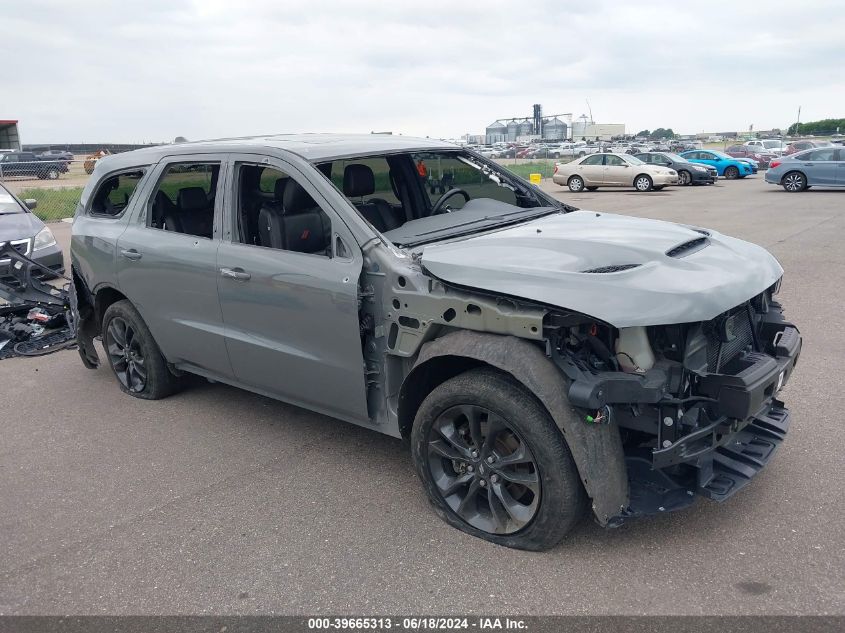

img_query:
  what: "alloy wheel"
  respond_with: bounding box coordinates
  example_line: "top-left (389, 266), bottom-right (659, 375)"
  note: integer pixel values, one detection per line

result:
top-left (635, 176), bottom-right (652, 191)
top-left (679, 171), bottom-right (690, 185)
top-left (426, 404), bottom-right (541, 535)
top-left (783, 173), bottom-right (805, 192)
top-left (569, 177), bottom-right (584, 192)
top-left (106, 317), bottom-right (147, 392)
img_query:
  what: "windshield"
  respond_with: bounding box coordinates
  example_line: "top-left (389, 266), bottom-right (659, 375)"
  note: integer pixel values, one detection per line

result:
top-left (711, 151), bottom-right (732, 159)
top-left (762, 140), bottom-right (784, 149)
top-left (623, 155), bottom-right (646, 166)
top-left (0, 186), bottom-right (25, 214)
top-left (664, 153), bottom-right (689, 163)
top-left (318, 150), bottom-right (565, 247)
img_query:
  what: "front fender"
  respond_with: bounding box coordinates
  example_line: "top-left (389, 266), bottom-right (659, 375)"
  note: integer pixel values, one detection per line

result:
top-left (406, 330), bottom-right (628, 526)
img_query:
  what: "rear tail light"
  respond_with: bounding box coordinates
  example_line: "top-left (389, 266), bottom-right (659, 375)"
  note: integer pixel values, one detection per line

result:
top-left (770, 160), bottom-right (781, 169)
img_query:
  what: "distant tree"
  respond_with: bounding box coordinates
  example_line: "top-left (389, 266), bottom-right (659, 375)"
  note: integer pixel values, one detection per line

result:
top-left (174, 136), bottom-right (189, 143)
top-left (787, 118), bottom-right (845, 136)
top-left (650, 128), bottom-right (676, 139)
top-left (636, 129), bottom-right (650, 138)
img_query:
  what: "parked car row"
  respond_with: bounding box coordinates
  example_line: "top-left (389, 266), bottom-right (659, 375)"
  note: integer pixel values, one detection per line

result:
top-left (551, 145), bottom-right (845, 193)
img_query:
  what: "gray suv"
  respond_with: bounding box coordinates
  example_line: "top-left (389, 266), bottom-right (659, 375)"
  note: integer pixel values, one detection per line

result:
top-left (71, 134), bottom-right (801, 550)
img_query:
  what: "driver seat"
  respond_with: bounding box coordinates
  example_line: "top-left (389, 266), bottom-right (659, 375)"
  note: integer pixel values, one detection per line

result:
top-left (343, 164), bottom-right (401, 233)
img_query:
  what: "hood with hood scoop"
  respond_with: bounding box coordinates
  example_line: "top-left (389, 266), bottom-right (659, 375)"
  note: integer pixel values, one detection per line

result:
top-left (419, 210), bottom-right (782, 328)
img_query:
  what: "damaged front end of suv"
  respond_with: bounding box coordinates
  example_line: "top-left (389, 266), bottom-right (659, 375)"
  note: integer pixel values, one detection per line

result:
top-left (547, 279), bottom-right (799, 522)
top-left (413, 211), bottom-right (800, 529)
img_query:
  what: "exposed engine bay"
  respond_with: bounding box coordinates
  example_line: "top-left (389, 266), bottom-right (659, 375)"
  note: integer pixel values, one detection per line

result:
top-left (544, 277), bottom-right (800, 519)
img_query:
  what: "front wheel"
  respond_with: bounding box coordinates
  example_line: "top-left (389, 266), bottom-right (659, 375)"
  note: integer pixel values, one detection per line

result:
top-left (46, 168), bottom-right (60, 180)
top-left (782, 171), bottom-right (807, 192)
top-left (634, 174), bottom-right (653, 191)
top-left (678, 170), bottom-right (692, 186)
top-left (411, 368), bottom-right (585, 550)
top-left (724, 165), bottom-right (740, 179)
top-left (102, 300), bottom-right (178, 400)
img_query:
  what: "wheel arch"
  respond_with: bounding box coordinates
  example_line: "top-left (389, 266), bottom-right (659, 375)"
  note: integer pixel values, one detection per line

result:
top-left (94, 285), bottom-right (130, 331)
top-left (781, 169), bottom-right (807, 184)
top-left (398, 330), bottom-right (628, 526)
top-left (70, 273), bottom-right (131, 369)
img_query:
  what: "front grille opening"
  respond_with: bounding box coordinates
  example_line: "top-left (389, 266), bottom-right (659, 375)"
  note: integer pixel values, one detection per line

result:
top-left (581, 264), bottom-right (641, 273)
top-left (666, 237), bottom-right (709, 258)
top-left (705, 308), bottom-right (755, 373)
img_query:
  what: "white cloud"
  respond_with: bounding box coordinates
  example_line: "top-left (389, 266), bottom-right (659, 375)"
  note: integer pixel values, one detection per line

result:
top-left (2, 0), bottom-right (843, 142)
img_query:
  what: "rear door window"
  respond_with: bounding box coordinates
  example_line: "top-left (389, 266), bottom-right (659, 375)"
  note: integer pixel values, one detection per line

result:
top-left (581, 154), bottom-right (604, 166)
top-left (146, 163), bottom-right (219, 238)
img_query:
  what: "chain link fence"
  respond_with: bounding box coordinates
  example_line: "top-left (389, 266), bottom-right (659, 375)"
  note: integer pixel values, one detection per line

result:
top-left (0, 154), bottom-right (104, 222)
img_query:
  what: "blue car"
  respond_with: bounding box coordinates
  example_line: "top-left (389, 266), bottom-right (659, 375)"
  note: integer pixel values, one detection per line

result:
top-left (765, 146), bottom-right (845, 191)
top-left (679, 150), bottom-right (755, 179)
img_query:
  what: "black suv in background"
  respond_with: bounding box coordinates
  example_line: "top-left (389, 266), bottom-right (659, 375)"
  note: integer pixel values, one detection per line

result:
top-left (0, 152), bottom-right (69, 180)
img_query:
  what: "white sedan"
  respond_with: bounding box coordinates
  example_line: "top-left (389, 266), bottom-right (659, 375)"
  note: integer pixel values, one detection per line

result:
top-left (552, 152), bottom-right (679, 192)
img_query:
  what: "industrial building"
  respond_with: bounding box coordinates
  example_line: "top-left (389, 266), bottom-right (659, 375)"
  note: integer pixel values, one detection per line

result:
top-left (569, 121), bottom-right (625, 141)
top-left (484, 105), bottom-right (625, 144)
top-left (0, 120), bottom-right (21, 151)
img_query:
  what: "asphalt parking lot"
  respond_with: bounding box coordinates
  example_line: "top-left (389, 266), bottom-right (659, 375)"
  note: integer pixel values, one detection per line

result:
top-left (1, 176), bottom-right (843, 616)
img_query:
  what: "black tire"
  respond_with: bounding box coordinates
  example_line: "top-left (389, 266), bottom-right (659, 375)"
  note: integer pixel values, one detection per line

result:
top-left (781, 171), bottom-right (807, 192)
top-left (585, 186), bottom-right (598, 191)
top-left (46, 168), bottom-right (59, 180)
top-left (567, 175), bottom-right (585, 192)
top-left (634, 174), bottom-right (653, 191)
top-left (724, 165), bottom-right (740, 180)
top-left (102, 300), bottom-right (178, 400)
top-left (411, 368), bottom-right (586, 550)
top-left (678, 170), bottom-right (692, 186)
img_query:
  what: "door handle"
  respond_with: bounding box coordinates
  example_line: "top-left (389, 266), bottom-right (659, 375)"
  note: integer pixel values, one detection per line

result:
top-left (120, 249), bottom-right (142, 261)
top-left (804, 163), bottom-right (814, 166)
top-left (219, 267), bottom-right (251, 281)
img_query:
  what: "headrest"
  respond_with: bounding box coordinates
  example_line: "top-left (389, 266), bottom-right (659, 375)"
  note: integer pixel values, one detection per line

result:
top-left (274, 177), bottom-right (288, 201)
top-left (282, 180), bottom-right (317, 215)
top-left (178, 187), bottom-right (208, 211)
top-left (283, 212), bottom-right (325, 254)
top-left (343, 164), bottom-right (375, 197)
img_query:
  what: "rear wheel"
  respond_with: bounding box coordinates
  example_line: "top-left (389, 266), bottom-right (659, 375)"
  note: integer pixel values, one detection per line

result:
top-left (411, 368), bottom-right (585, 550)
top-left (724, 165), bottom-right (740, 179)
top-left (678, 170), bottom-right (692, 186)
top-left (46, 168), bottom-right (59, 180)
top-left (782, 171), bottom-right (807, 192)
top-left (102, 300), bottom-right (178, 400)
top-left (567, 175), bottom-right (585, 192)
top-left (634, 174), bottom-right (653, 191)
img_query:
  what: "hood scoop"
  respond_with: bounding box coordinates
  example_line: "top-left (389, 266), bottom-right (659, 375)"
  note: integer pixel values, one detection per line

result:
top-left (666, 237), bottom-right (709, 258)
top-left (581, 264), bottom-right (641, 274)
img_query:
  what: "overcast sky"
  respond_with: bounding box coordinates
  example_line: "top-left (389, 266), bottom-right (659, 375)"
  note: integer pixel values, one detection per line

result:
top-left (3, 0), bottom-right (843, 143)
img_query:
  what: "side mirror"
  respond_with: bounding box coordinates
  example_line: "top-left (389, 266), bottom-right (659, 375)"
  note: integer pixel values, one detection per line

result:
top-left (24, 199), bottom-right (37, 210)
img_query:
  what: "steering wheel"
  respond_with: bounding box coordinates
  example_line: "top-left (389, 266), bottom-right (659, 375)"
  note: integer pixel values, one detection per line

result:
top-left (430, 188), bottom-right (470, 215)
